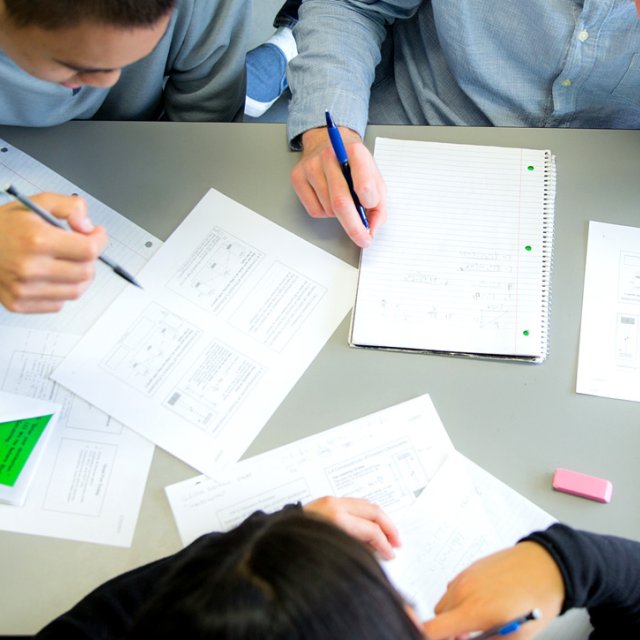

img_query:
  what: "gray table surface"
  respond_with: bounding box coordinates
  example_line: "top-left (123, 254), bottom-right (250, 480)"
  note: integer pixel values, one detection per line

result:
top-left (0, 122), bottom-right (638, 636)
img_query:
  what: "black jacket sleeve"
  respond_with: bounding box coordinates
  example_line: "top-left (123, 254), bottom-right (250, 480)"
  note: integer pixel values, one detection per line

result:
top-left (523, 523), bottom-right (640, 637)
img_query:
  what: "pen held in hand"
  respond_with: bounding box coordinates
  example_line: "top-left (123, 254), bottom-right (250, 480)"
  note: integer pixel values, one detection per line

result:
top-left (3, 183), bottom-right (143, 289)
top-left (324, 110), bottom-right (370, 231)
top-left (471, 609), bottom-right (541, 640)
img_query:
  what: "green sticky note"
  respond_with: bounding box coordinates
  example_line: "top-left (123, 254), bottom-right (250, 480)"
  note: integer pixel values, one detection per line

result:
top-left (0, 414), bottom-right (53, 487)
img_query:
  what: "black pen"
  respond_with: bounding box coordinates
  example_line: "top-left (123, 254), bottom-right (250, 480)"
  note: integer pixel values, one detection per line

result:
top-left (3, 183), bottom-right (142, 289)
top-left (325, 110), bottom-right (370, 230)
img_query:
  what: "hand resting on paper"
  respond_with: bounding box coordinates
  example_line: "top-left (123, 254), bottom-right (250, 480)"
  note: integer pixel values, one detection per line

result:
top-left (304, 495), bottom-right (401, 560)
top-left (291, 126), bottom-right (387, 248)
top-left (0, 193), bottom-right (107, 313)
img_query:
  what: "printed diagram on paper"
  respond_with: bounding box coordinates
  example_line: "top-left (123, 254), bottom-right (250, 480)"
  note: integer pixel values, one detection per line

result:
top-left (577, 222), bottom-right (640, 402)
top-left (52, 188), bottom-right (358, 476)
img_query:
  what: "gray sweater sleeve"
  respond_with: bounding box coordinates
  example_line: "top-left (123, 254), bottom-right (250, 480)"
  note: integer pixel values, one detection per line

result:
top-left (95, 0), bottom-right (250, 123)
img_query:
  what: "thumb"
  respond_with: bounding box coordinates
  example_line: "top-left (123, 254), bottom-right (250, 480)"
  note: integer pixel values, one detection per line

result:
top-left (422, 609), bottom-right (475, 640)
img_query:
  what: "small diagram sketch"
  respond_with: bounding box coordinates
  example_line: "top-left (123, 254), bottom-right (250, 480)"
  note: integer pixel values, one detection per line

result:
top-left (324, 442), bottom-right (426, 511)
top-left (616, 314), bottom-right (638, 365)
top-left (164, 339), bottom-right (264, 434)
top-left (230, 262), bottom-right (325, 352)
top-left (3, 350), bottom-right (120, 434)
top-left (166, 227), bottom-right (263, 314)
top-left (618, 252), bottom-right (640, 304)
top-left (102, 303), bottom-right (201, 395)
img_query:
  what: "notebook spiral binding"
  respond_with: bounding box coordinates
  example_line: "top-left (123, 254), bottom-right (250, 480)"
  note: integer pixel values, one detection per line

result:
top-left (540, 150), bottom-right (557, 360)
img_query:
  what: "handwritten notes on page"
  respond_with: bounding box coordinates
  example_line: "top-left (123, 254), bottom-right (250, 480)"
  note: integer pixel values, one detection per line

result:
top-left (0, 139), bottom-right (157, 545)
top-left (351, 138), bottom-right (555, 361)
top-left (165, 394), bottom-right (555, 618)
top-left (53, 188), bottom-right (358, 476)
top-left (577, 221), bottom-right (640, 402)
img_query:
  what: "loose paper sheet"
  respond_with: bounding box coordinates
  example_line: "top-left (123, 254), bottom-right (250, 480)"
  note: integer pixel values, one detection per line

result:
top-left (577, 221), bottom-right (640, 402)
top-left (53, 188), bottom-right (358, 476)
top-left (165, 394), bottom-right (453, 544)
top-left (0, 139), bottom-right (157, 545)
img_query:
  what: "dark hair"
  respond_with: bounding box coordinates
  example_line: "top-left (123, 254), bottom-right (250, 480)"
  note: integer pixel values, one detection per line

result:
top-left (128, 508), bottom-right (424, 639)
top-left (3, 0), bottom-right (175, 29)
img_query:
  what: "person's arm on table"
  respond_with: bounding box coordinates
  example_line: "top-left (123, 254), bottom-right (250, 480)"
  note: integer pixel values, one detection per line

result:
top-left (0, 193), bottom-right (107, 313)
top-left (422, 523), bottom-right (640, 639)
top-left (287, 0), bottom-right (420, 247)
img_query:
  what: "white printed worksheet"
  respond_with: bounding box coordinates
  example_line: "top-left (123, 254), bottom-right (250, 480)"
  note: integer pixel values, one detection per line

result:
top-left (577, 221), bottom-right (640, 402)
top-left (164, 394), bottom-right (554, 618)
top-left (53, 188), bottom-right (358, 476)
top-left (0, 139), bottom-right (158, 545)
top-left (165, 394), bottom-right (454, 544)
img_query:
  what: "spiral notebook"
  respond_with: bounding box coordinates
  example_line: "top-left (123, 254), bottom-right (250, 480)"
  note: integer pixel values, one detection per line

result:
top-left (350, 138), bottom-right (556, 362)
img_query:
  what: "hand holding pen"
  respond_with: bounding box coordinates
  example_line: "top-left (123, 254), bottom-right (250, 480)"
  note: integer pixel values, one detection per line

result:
top-left (291, 116), bottom-right (387, 248)
top-left (0, 186), bottom-right (132, 313)
top-left (422, 541), bottom-right (564, 640)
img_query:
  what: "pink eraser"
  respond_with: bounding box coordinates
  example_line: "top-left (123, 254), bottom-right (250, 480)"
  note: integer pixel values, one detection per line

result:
top-left (552, 468), bottom-right (613, 503)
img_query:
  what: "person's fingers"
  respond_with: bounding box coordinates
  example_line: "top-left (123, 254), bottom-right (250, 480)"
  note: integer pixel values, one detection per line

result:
top-left (340, 497), bottom-right (401, 548)
top-left (349, 142), bottom-right (383, 210)
top-left (305, 496), bottom-right (400, 559)
top-left (2, 298), bottom-right (65, 314)
top-left (30, 192), bottom-right (89, 225)
top-left (344, 516), bottom-right (396, 560)
top-left (25, 255), bottom-right (97, 284)
top-left (321, 147), bottom-right (373, 248)
top-left (290, 169), bottom-right (328, 218)
top-left (0, 277), bottom-right (92, 313)
top-left (26, 222), bottom-right (107, 262)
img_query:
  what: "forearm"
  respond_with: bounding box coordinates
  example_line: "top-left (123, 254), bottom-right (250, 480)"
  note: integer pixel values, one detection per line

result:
top-left (524, 523), bottom-right (640, 634)
top-left (288, 0), bottom-right (394, 145)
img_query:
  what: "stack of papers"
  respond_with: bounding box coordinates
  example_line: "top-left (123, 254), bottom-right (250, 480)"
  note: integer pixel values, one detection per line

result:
top-left (0, 139), bottom-right (157, 546)
top-left (165, 394), bottom-right (555, 617)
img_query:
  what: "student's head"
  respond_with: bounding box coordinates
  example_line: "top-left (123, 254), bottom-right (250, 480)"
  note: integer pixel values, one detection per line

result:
top-left (0, 0), bottom-right (175, 88)
top-left (128, 508), bottom-right (425, 639)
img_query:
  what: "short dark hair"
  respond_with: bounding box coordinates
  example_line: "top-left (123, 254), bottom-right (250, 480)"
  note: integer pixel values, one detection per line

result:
top-left (3, 0), bottom-right (176, 29)
top-left (128, 508), bottom-right (424, 639)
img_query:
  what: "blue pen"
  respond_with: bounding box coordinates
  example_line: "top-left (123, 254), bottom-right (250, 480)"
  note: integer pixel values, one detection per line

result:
top-left (471, 609), bottom-right (541, 640)
top-left (324, 110), bottom-right (370, 230)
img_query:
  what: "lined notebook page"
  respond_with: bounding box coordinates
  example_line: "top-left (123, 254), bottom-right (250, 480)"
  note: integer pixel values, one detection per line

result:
top-left (351, 138), bottom-right (554, 360)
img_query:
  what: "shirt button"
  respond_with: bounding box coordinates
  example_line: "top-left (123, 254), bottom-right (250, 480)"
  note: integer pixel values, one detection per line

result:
top-left (578, 30), bottom-right (589, 42)
top-left (561, 79), bottom-right (572, 87)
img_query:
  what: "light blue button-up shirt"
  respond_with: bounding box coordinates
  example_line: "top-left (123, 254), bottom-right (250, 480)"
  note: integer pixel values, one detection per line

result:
top-left (288, 0), bottom-right (640, 142)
